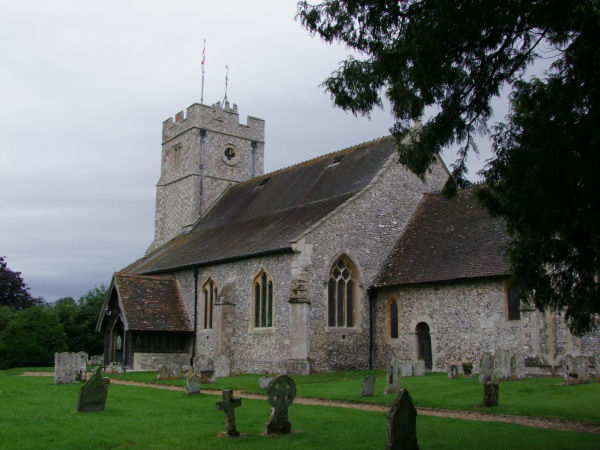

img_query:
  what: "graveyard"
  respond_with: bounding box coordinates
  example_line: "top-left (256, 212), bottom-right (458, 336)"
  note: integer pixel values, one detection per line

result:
top-left (1, 365), bottom-right (599, 449)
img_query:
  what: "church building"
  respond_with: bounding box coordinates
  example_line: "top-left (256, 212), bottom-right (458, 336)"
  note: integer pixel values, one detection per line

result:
top-left (97, 100), bottom-right (599, 375)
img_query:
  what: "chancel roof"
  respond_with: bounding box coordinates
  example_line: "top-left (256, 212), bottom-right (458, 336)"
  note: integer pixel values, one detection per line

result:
top-left (375, 189), bottom-right (511, 287)
top-left (111, 273), bottom-right (192, 332)
top-left (126, 137), bottom-right (397, 274)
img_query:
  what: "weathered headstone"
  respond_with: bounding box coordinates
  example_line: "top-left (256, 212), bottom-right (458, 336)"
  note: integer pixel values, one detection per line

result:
top-left (447, 364), bottom-right (459, 379)
top-left (214, 355), bottom-right (231, 378)
top-left (55, 351), bottom-right (88, 384)
top-left (413, 359), bottom-right (425, 377)
top-left (360, 375), bottom-right (376, 397)
top-left (482, 382), bottom-right (499, 407)
top-left (106, 362), bottom-right (123, 374)
top-left (89, 355), bottom-right (103, 366)
top-left (479, 352), bottom-right (495, 384)
top-left (186, 374), bottom-right (202, 395)
top-left (264, 375), bottom-right (296, 435)
top-left (385, 388), bottom-right (418, 450)
top-left (199, 369), bottom-right (215, 384)
top-left (77, 368), bottom-right (109, 412)
top-left (385, 360), bottom-right (402, 394)
top-left (157, 364), bottom-right (180, 380)
top-left (259, 376), bottom-right (274, 390)
top-left (510, 352), bottom-right (526, 381)
top-left (563, 355), bottom-right (590, 385)
top-left (594, 354), bottom-right (600, 381)
top-left (400, 360), bottom-right (413, 377)
top-left (494, 349), bottom-right (511, 382)
top-left (574, 355), bottom-right (589, 384)
top-left (215, 390), bottom-right (242, 437)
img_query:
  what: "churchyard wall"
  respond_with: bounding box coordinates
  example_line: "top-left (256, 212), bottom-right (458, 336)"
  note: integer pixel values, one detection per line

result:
top-left (373, 279), bottom-right (600, 372)
top-left (301, 152), bottom-right (448, 372)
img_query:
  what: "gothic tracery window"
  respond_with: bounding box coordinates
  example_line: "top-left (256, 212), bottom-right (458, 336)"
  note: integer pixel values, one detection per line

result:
top-left (202, 278), bottom-right (217, 329)
top-left (327, 256), bottom-right (356, 327)
top-left (253, 270), bottom-right (273, 328)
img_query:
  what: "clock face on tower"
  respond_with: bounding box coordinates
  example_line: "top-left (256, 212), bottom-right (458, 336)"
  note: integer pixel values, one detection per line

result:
top-left (222, 144), bottom-right (240, 166)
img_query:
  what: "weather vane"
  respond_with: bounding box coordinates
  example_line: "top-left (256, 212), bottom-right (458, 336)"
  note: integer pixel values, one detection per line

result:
top-left (222, 65), bottom-right (229, 107)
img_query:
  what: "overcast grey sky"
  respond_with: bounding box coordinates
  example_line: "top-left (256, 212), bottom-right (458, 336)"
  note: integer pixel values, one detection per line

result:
top-left (0, 0), bottom-right (494, 301)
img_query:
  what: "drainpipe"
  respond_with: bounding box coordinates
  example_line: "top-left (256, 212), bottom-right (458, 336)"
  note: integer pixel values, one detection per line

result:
top-left (367, 286), bottom-right (376, 370)
top-left (191, 268), bottom-right (199, 367)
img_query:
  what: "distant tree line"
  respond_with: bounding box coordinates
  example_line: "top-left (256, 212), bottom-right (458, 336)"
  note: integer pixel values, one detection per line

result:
top-left (0, 256), bottom-right (106, 369)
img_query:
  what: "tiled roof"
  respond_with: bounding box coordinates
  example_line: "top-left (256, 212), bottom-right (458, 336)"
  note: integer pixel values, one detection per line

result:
top-left (126, 136), bottom-right (397, 274)
top-left (375, 189), bottom-right (510, 287)
top-left (113, 273), bottom-right (192, 332)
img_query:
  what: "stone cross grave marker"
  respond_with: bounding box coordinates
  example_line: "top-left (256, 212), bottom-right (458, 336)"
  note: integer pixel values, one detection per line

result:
top-left (186, 374), bottom-right (202, 395)
top-left (361, 375), bottom-right (376, 397)
top-left (77, 368), bottom-right (110, 413)
top-left (479, 352), bottom-right (495, 384)
top-left (386, 388), bottom-right (418, 450)
top-left (385, 360), bottom-right (402, 394)
top-left (215, 390), bottom-right (242, 437)
top-left (264, 375), bottom-right (296, 435)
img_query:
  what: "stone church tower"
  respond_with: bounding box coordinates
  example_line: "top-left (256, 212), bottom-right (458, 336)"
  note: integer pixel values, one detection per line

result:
top-left (149, 101), bottom-right (265, 252)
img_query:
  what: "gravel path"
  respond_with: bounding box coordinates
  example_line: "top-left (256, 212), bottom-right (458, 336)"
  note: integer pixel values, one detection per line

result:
top-left (22, 372), bottom-right (599, 435)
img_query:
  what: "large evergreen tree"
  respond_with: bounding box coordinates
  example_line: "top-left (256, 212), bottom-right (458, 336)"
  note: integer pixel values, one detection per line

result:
top-left (297, 0), bottom-right (599, 333)
top-left (0, 256), bottom-right (42, 309)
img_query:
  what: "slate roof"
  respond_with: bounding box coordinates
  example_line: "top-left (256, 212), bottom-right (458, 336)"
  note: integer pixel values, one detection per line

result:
top-left (111, 273), bottom-right (192, 332)
top-left (375, 189), bottom-right (511, 287)
top-left (126, 136), bottom-right (397, 274)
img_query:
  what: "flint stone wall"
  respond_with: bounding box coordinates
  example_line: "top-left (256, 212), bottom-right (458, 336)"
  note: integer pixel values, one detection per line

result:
top-left (132, 352), bottom-right (191, 371)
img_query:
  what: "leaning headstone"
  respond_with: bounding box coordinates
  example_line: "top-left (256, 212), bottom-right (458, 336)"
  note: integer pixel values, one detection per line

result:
top-left (106, 362), bottom-right (123, 375)
top-left (199, 369), bottom-right (215, 384)
top-left (55, 352), bottom-right (88, 384)
top-left (214, 355), bottom-right (231, 378)
top-left (447, 365), bottom-right (459, 379)
top-left (494, 349), bottom-right (511, 382)
top-left (360, 375), bottom-right (376, 397)
top-left (482, 382), bottom-right (499, 407)
top-left (479, 352), bottom-right (495, 384)
top-left (413, 359), bottom-right (425, 377)
top-left (385, 360), bottom-right (402, 394)
top-left (264, 375), bottom-right (296, 435)
top-left (400, 360), bottom-right (413, 377)
top-left (259, 376), bottom-right (274, 390)
top-left (186, 374), bottom-right (202, 395)
top-left (215, 390), bottom-right (242, 437)
top-left (386, 388), bottom-right (418, 450)
top-left (510, 352), bottom-right (526, 381)
top-left (77, 368), bottom-right (109, 412)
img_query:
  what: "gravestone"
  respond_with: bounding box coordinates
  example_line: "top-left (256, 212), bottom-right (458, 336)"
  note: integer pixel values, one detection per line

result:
top-left (215, 390), bottom-right (242, 437)
top-left (55, 351), bottom-right (88, 384)
top-left (89, 355), bottom-right (103, 366)
top-left (157, 364), bottom-right (180, 380)
top-left (181, 365), bottom-right (192, 378)
top-left (264, 375), bottom-right (296, 435)
top-left (494, 349), bottom-right (511, 382)
top-left (447, 365), bottom-right (459, 379)
top-left (482, 382), bottom-right (499, 407)
top-left (400, 360), bottom-right (413, 377)
top-left (479, 352), bottom-right (495, 384)
top-left (186, 374), bottom-right (202, 395)
top-left (413, 359), bottom-right (425, 377)
top-left (563, 355), bottom-right (589, 385)
top-left (360, 375), bottom-right (376, 397)
top-left (385, 360), bottom-right (402, 394)
top-left (385, 388), bottom-right (418, 450)
top-left (259, 376), bottom-right (274, 390)
top-left (510, 352), bottom-right (526, 381)
top-left (199, 369), bottom-right (215, 384)
top-left (106, 362), bottom-right (123, 374)
top-left (595, 354), bottom-right (600, 381)
top-left (77, 369), bottom-right (109, 412)
top-left (574, 355), bottom-right (589, 384)
top-left (214, 355), bottom-right (231, 378)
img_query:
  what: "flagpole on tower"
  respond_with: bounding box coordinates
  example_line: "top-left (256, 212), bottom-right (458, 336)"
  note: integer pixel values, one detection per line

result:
top-left (201, 39), bottom-right (206, 104)
top-left (222, 65), bottom-right (229, 107)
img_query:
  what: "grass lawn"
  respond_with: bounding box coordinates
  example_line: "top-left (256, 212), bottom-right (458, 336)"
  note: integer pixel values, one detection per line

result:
top-left (1, 369), bottom-right (598, 449)
top-left (110, 369), bottom-right (600, 423)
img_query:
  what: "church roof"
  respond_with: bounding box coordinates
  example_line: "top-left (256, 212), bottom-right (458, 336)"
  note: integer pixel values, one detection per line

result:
top-left (111, 273), bottom-right (192, 332)
top-left (126, 136), bottom-right (397, 274)
top-left (375, 189), bottom-right (511, 287)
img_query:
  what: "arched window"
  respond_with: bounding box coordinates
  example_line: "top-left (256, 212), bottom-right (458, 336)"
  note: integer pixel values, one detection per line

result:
top-left (389, 298), bottom-right (399, 339)
top-left (327, 256), bottom-right (356, 327)
top-left (202, 278), bottom-right (217, 329)
top-left (253, 270), bottom-right (273, 328)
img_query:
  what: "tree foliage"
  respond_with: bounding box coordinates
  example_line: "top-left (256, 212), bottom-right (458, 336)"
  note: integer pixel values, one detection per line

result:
top-left (297, 0), bottom-right (600, 333)
top-left (0, 256), bottom-right (43, 309)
